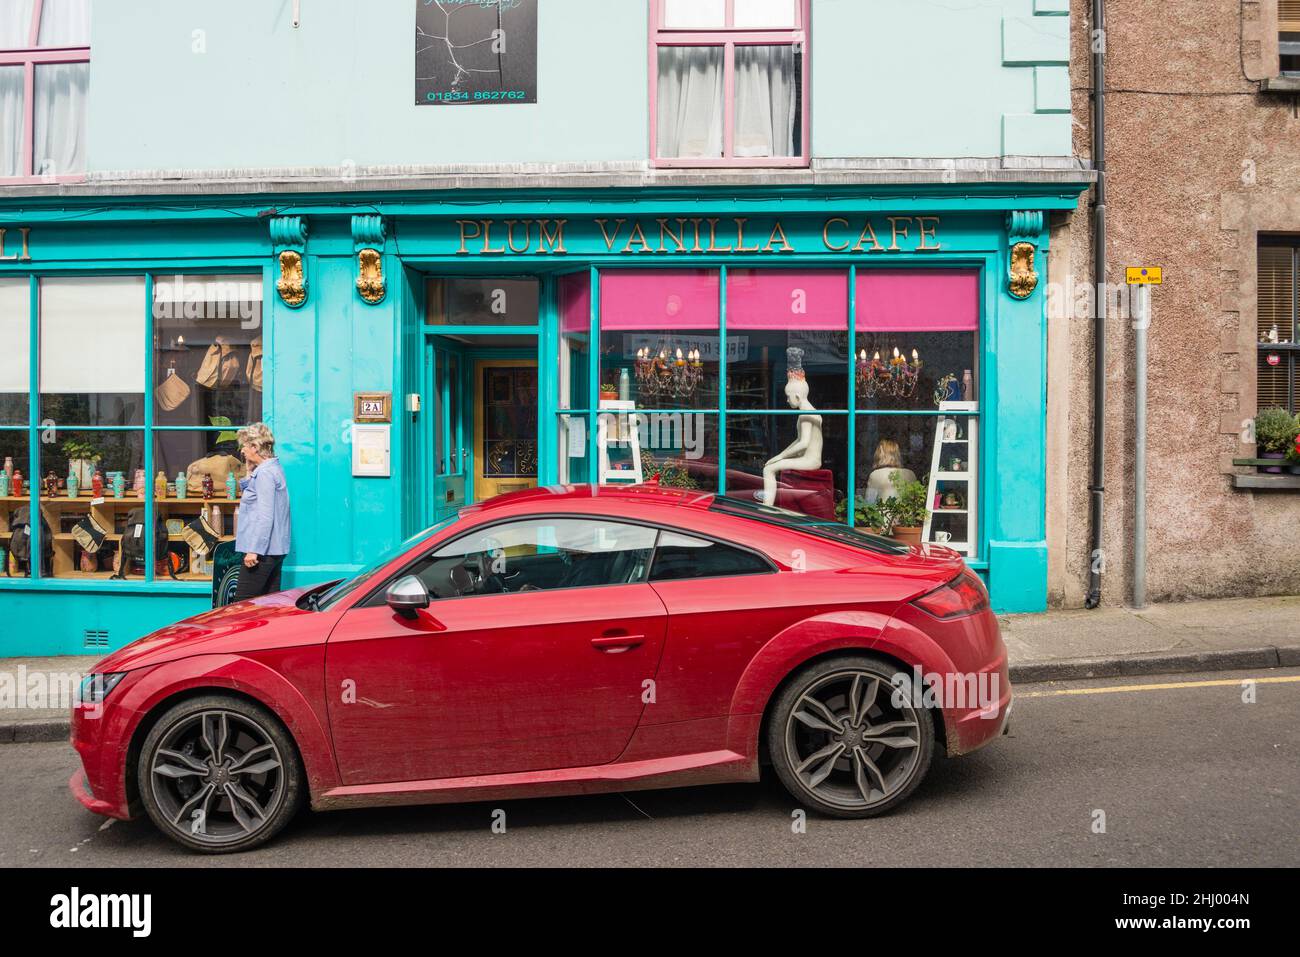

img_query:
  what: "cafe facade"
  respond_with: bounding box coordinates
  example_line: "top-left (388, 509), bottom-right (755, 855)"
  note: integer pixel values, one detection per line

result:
top-left (0, 179), bottom-right (1087, 655)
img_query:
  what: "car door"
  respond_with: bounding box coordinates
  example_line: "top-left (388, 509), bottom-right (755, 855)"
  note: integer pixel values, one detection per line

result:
top-left (324, 516), bottom-right (666, 785)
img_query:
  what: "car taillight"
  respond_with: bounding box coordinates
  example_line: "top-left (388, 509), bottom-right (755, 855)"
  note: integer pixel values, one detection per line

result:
top-left (911, 568), bottom-right (990, 620)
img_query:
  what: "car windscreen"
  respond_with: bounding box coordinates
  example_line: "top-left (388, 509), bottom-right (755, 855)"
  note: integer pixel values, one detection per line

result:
top-left (708, 496), bottom-right (909, 556)
top-left (316, 516), bottom-right (457, 610)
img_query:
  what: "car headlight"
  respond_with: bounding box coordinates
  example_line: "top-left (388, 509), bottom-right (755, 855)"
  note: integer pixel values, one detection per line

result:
top-left (78, 672), bottom-right (126, 705)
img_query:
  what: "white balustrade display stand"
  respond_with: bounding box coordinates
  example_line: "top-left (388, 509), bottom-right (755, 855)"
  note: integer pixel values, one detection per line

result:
top-left (922, 400), bottom-right (977, 556)
top-left (597, 400), bottom-right (644, 485)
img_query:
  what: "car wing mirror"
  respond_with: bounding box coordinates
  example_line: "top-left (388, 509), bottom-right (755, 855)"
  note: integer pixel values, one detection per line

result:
top-left (386, 575), bottom-right (430, 619)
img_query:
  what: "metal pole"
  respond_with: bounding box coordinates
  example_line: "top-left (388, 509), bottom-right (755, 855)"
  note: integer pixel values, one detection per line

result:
top-left (1132, 283), bottom-right (1149, 609)
top-left (1085, 0), bottom-right (1107, 608)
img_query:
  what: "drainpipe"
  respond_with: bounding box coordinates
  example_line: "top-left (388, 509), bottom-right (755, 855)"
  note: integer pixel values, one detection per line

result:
top-left (1085, 0), bottom-right (1107, 609)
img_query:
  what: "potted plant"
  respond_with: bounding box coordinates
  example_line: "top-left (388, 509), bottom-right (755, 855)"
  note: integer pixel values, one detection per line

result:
top-left (61, 439), bottom-right (103, 489)
top-left (834, 498), bottom-right (891, 534)
top-left (599, 380), bottom-right (619, 403)
top-left (1287, 431), bottom-right (1300, 475)
top-left (1254, 407), bottom-right (1299, 473)
top-left (884, 472), bottom-right (929, 546)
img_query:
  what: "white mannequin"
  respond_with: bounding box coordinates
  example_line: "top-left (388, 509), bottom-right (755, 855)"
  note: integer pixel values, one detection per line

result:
top-left (759, 375), bottom-right (824, 506)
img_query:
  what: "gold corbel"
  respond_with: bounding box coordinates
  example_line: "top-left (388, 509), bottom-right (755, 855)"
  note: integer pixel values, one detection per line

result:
top-left (356, 248), bottom-right (385, 304)
top-left (276, 250), bottom-right (307, 307)
top-left (1009, 241), bottom-right (1038, 299)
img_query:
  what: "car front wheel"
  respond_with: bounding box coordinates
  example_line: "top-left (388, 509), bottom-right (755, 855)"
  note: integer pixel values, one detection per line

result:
top-left (768, 656), bottom-right (935, 818)
top-left (136, 694), bottom-right (304, 853)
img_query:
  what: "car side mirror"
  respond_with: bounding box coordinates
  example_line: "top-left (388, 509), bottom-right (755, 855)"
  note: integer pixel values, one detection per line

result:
top-left (386, 575), bottom-right (430, 619)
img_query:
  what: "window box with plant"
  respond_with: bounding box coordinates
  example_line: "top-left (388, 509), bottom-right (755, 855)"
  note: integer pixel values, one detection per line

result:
top-left (1254, 406), bottom-right (1300, 474)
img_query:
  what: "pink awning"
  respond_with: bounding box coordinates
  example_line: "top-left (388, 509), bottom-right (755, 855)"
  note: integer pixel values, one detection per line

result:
top-left (600, 270), bottom-right (720, 330)
top-left (726, 270), bottom-right (848, 330)
top-left (857, 269), bottom-right (980, 332)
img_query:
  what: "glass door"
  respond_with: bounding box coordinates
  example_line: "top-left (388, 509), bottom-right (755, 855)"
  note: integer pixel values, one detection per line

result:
top-left (426, 340), bottom-right (466, 523)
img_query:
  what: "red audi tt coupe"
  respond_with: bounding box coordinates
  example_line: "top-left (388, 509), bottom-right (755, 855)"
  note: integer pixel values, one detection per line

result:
top-left (70, 484), bottom-right (1012, 853)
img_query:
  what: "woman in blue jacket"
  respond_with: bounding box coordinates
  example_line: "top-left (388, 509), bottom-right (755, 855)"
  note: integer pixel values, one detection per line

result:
top-left (234, 423), bottom-right (292, 600)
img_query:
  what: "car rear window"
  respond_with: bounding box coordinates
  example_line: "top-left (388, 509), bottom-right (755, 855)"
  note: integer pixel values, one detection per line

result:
top-left (709, 496), bottom-right (909, 556)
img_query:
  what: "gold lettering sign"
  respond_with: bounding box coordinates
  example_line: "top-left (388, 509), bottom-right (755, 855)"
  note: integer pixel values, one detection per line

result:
top-left (0, 227), bottom-right (32, 262)
top-left (453, 217), bottom-right (939, 255)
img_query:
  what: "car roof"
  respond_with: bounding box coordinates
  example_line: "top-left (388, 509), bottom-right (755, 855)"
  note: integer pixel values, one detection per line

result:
top-left (462, 483), bottom-right (717, 515)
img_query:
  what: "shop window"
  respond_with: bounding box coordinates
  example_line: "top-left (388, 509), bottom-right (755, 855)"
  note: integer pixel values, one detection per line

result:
top-left (37, 429), bottom-right (144, 580)
top-left (152, 431), bottom-right (242, 582)
top-left (1258, 240), bottom-right (1299, 413)
top-left (725, 412), bottom-right (846, 520)
top-left (0, 0), bottom-right (91, 182)
top-left (152, 274), bottom-right (264, 427)
top-left (727, 269), bottom-right (848, 410)
top-left (600, 269), bottom-right (720, 411)
top-left (39, 276), bottom-right (146, 427)
top-left (0, 429), bottom-right (31, 578)
top-left (0, 277), bottom-right (29, 425)
top-left (557, 414), bottom-right (591, 485)
top-left (854, 269), bottom-right (979, 412)
top-left (426, 278), bottom-right (539, 326)
top-left (4, 269), bottom-right (268, 585)
top-left (652, 0), bottom-right (808, 166)
top-left (558, 272), bottom-right (590, 410)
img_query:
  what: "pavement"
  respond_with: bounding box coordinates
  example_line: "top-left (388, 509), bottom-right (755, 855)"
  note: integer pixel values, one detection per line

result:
top-left (4, 665), bottom-right (1297, 866)
top-left (2, 594), bottom-right (1298, 744)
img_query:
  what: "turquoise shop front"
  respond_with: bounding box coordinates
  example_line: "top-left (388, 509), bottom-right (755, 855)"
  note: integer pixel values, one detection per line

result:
top-left (0, 186), bottom-right (1081, 655)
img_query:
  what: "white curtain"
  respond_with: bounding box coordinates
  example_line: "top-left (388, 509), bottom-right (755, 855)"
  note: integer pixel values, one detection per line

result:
top-left (734, 45), bottom-right (799, 158)
top-left (0, 67), bottom-right (23, 177)
top-left (33, 62), bottom-right (87, 176)
top-left (36, 0), bottom-right (90, 47)
top-left (656, 46), bottom-right (723, 159)
top-left (0, 279), bottom-right (30, 394)
top-left (0, 0), bottom-right (36, 48)
top-left (40, 277), bottom-right (146, 395)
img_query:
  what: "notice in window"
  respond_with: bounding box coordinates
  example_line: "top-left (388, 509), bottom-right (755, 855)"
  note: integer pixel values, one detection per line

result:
top-left (415, 0), bottom-right (538, 106)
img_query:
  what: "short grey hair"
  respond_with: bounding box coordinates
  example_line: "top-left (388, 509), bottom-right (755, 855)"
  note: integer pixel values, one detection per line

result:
top-left (237, 423), bottom-right (275, 458)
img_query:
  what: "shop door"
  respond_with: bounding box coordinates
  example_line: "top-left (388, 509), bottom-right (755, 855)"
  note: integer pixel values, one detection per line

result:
top-left (472, 358), bottom-right (538, 502)
top-left (427, 342), bottom-right (467, 523)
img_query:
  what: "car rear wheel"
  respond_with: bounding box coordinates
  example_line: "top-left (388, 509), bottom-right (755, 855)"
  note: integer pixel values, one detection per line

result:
top-left (136, 694), bottom-right (304, 853)
top-left (768, 656), bottom-right (935, 818)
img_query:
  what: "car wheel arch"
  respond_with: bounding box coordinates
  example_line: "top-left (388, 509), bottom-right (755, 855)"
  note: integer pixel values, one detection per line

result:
top-left (118, 658), bottom-right (338, 814)
top-left (726, 612), bottom-right (957, 762)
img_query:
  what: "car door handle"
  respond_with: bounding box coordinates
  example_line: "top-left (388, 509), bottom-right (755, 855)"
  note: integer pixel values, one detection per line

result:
top-left (591, 632), bottom-right (645, 653)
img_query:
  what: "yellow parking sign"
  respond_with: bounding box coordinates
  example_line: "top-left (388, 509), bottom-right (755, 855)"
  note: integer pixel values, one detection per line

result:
top-left (1126, 267), bottom-right (1162, 284)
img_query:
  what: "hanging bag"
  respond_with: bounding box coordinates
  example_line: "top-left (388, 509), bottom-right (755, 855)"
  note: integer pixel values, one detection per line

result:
top-left (71, 513), bottom-right (108, 554)
top-left (181, 512), bottom-right (220, 558)
top-left (246, 337), bottom-right (263, 392)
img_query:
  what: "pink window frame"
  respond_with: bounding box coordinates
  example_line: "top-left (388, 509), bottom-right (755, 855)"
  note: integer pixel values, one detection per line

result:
top-left (0, 0), bottom-right (91, 184)
top-left (649, 0), bottom-right (811, 169)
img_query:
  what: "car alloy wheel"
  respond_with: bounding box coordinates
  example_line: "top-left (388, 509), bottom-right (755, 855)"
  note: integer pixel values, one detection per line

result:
top-left (770, 657), bottom-right (934, 818)
top-left (138, 695), bottom-right (303, 852)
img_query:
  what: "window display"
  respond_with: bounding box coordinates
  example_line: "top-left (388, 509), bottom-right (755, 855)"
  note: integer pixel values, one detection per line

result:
top-left (0, 277), bottom-right (29, 425)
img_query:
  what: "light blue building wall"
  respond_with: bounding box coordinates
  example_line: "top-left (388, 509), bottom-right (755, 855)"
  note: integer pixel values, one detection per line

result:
top-left (85, 0), bottom-right (1071, 173)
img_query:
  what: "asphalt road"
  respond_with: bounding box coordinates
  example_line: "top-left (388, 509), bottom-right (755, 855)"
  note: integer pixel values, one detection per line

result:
top-left (2, 667), bottom-right (1297, 867)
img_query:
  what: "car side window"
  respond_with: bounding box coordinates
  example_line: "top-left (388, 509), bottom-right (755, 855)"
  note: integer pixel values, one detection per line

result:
top-left (649, 531), bottom-right (773, 582)
top-left (372, 518), bottom-right (658, 602)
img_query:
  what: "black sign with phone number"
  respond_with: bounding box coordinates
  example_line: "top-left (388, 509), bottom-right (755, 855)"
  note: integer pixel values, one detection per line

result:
top-left (415, 0), bottom-right (538, 106)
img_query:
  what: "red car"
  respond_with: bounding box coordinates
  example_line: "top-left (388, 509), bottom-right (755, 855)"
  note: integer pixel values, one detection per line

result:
top-left (70, 484), bottom-right (1012, 853)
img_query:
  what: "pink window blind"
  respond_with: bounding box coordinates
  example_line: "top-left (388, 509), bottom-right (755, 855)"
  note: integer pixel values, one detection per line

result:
top-left (558, 272), bottom-right (591, 333)
top-left (727, 270), bottom-right (848, 330)
top-left (856, 269), bottom-right (980, 332)
top-left (600, 270), bottom-right (720, 330)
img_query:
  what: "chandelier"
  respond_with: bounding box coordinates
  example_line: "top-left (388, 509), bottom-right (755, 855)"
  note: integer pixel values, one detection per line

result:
top-left (634, 346), bottom-right (703, 401)
top-left (856, 346), bottom-right (922, 400)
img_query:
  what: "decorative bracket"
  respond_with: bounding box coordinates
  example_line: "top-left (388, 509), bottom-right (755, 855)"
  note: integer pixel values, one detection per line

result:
top-left (1006, 210), bottom-right (1044, 300)
top-left (270, 216), bottom-right (309, 308)
top-left (352, 214), bottom-right (388, 305)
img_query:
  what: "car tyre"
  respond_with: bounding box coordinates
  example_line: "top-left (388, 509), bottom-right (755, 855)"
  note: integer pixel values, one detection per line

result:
top-left (136, 694), bottom-right (305, 853)
top-left (768, 655), bottom-right (935, 819)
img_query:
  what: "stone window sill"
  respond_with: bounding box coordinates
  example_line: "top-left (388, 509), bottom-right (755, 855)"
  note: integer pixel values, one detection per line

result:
top-left (1260, 76), bottom-right (1300, 92)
